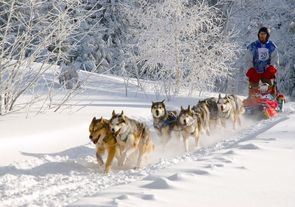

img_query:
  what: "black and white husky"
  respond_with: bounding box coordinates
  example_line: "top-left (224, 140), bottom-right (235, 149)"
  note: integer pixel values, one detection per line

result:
top-left (151, 100), bottom-right (178, 144)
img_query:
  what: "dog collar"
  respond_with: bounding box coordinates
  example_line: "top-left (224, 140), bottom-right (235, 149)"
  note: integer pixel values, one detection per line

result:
top-left (154, 114), bottom-right (177, 129)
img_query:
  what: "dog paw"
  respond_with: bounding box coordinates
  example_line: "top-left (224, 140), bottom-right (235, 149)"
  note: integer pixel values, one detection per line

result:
top-left (97, 162), bottom-right (104, 168)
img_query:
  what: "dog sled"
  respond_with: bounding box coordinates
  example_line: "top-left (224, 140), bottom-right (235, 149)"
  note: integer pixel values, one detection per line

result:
top-left (243, 82), bottom-right (285, 119)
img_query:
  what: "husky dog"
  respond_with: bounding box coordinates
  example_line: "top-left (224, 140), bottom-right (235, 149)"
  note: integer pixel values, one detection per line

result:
top-left (192, 101), bottom-right (210, 136)
top-left (178, 105), bottom-right (202, 152)
top-left (217, 94), bottom-right (245, 129)
top-left (151, 100), bottom-right (178, 144)
top-left (195, 97), bottom-right (219, 129)
top-left (110, 110), bottom-right (154, 168)
top-left (89, 117), bottom-right (119, 173)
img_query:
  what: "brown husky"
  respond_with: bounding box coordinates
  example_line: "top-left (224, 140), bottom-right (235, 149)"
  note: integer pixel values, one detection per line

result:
top-left (110, 110), bottom-right (154, 169)
top-left (178, 105), bottom-right (202, 152)
top-left (89, 117), bottom-right (119, 173)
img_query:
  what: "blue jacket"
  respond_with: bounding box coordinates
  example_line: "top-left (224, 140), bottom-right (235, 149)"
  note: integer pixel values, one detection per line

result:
top-left (246, 40), bottom-right (279, 73)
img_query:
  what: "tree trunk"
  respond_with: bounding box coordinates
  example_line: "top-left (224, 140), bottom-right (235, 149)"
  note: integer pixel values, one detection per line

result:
top-left (172, 14), bottom-right (181, 95)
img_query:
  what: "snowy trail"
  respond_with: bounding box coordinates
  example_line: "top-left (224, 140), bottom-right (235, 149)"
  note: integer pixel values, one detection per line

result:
top-left (0, 111), bottom-right (291, 207)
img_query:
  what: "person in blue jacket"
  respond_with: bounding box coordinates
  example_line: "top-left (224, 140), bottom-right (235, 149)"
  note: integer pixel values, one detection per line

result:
top-left (245, 27), bottom-right (279, 95)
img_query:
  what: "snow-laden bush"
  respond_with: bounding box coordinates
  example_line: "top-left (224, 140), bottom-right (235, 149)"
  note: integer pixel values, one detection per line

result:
top-left (67, 0), bottom-right (130, 74)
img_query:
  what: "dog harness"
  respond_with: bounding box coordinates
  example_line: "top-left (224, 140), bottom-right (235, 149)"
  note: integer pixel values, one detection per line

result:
top-left (153, 114), bottom-right (177, 130)
top-left (153, 119), bottom-right (176, 129)
top-left (118, 127), bottom-right (131, 142)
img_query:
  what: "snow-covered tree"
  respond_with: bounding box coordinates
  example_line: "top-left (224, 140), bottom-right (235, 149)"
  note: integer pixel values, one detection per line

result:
top-left (125, 0), bottom-right (239, 98)
top-left (0, 0), bottom-right (95, 115)
top-left (67, 0), bottom-right (130, 74)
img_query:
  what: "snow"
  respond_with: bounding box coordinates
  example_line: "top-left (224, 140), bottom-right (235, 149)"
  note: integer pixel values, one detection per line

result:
top-left (1, 0), bottom-right (295, 206)
top-left (72, 111), bottom-right (295, 207)
top-left (1, 70), bottom-right (295, 206)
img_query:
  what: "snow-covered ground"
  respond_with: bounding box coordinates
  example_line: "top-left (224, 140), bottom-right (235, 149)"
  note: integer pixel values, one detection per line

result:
top-left (72, 112), bottom-right (295, 207)
top-left (0, 71), bottom-right (294, 207)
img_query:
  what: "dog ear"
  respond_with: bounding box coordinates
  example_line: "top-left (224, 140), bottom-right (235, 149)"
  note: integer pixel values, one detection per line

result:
top-left (180, 106), bottom-right (183, 111)
top-left (218, 94), bottom-right (221, 99)
top-left (112, 110), bottom-right (116, 117)
top-left (92, 117), bottom-right (96, 121)
top-left (161, 99), bottom-right (165, 103)
top-left (188, 105), bottom-right (191, 111)
top-left (120, 110), bottom-right (124, 116)
top-left (100, 116), bottom-right (104, 123)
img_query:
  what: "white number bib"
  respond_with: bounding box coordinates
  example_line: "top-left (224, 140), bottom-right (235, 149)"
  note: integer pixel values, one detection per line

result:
top-left (258, 47), bottom-right (269, 61)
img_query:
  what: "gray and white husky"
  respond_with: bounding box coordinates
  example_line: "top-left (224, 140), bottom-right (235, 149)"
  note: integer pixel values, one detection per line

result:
top-left (110, 110), bottom-right (154, 168)
top-left (178, 105), bottom-right (202, 152)
top-left (217, 94), bottom-right (245, 129)
top-left (194, 97), bottom-right (220, 129)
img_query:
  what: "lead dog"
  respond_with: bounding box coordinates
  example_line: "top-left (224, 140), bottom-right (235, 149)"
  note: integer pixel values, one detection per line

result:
top-left (89, 117), bottom-right (119, 173)
top-left (110, 110), bottom-right (154, 168)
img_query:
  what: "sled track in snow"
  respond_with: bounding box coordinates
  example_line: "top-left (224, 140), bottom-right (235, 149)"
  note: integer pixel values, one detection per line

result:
top-left (0, 113), bottom-right (291, 206)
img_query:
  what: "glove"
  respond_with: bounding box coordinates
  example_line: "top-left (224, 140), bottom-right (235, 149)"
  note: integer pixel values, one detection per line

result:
top-left (263, 65), bottom-right (277, 79)
top-left (246, 67), bottom-right (260, 83)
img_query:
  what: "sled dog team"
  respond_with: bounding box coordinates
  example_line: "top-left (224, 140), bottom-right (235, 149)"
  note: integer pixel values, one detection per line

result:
top-left (89, 94), bottom-right (245, 173)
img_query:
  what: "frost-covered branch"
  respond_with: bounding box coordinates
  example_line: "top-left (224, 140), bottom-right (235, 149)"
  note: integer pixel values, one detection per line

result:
top-left (0, 0), bottom-right (98, 115)
top-left (123, 0), bottom-right (239, 98)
